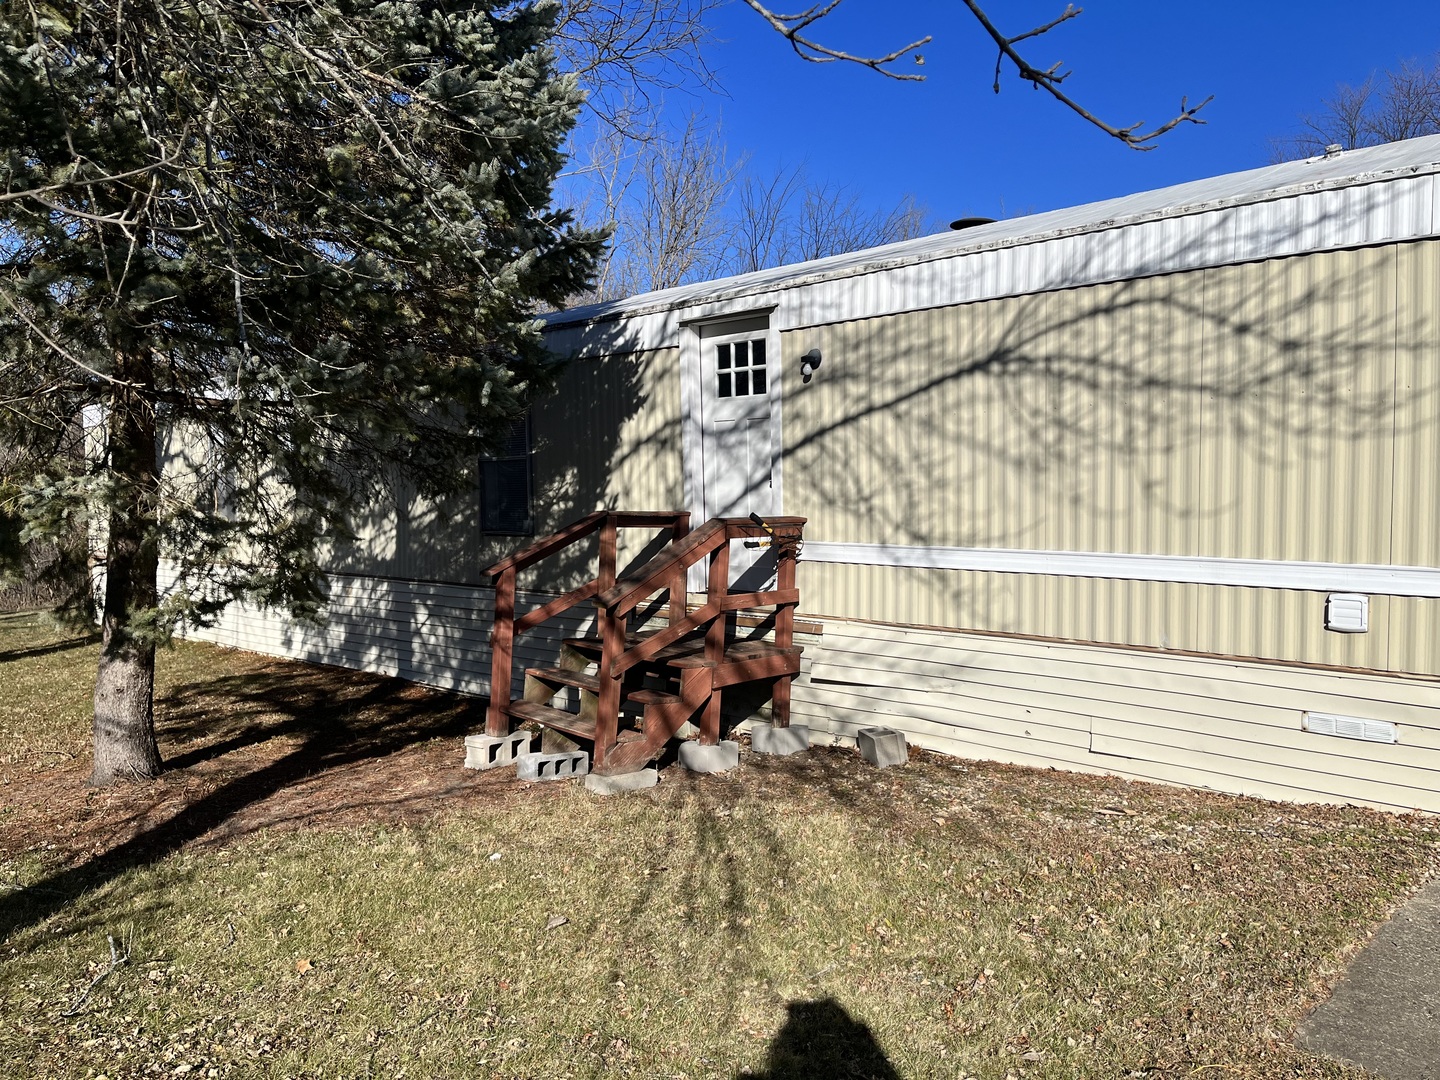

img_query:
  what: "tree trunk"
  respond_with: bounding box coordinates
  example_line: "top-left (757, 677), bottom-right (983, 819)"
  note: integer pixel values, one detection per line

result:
top-left (90, 352), bottom-right (162, 786)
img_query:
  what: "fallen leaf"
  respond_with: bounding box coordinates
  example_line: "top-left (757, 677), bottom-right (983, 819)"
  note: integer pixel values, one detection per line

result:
top-left (295, 958), bottom-right (312, 974)
top-left (545, 915), bottom-right (568, 931)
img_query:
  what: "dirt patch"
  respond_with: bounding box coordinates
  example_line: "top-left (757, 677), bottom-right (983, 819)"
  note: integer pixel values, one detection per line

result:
top-left (1, 647), bottom-right (559, 866)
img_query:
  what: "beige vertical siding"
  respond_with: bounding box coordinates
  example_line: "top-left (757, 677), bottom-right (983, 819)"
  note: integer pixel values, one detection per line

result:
top-left (333, 347), bottom-right (683, 588)
top-left (783, 241), bottom-right (1440, 674)
top-left (534, 347), bottom-right (685, 579)
top-left (1388, 242), bottom-right (1440, 674)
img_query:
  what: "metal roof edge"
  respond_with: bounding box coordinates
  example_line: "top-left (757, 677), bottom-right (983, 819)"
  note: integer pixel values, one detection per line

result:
top-left (543, 139), bottom-right (1440, 334)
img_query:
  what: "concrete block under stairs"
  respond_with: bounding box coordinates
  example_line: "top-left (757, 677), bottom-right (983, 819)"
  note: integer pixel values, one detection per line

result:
top-left (584, 768), bottom-right (659, 795)
top-left (751, 723), bottom-right (810, 756)
top-left (517, 751), bottom-right (590, 782)
top-left (678, 739), bottom-right (741, 773)
top-left (464, 731), bottom-right (534, 770)
top-left (857, 726), bottom-right (907, 768)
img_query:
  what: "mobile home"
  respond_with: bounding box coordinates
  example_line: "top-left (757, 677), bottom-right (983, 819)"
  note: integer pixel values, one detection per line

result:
top-left (196, 134), bottom-right (1440, 813)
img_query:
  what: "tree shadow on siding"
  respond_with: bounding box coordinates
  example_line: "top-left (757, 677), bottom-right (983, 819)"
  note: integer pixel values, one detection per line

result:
top-left (274, 346), bottom-right (684, 702)
top-left (775, 219), bottom-right (1433, 649)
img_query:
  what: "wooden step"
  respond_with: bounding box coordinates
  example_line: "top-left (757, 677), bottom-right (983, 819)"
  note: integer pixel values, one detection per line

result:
top-left (669, 641), bottom-right (803, 668)
top-left (561, 630), bottom-right (655, 654)
top-left (627, 687), bottom-right (681, 706)
top-left (505, 700), bottom-right (597, 742)
top-left (564, 632), bottom-right (706, 665)
top-left (670, 641), bottom-right (803, 688)
top-left (525, 667), bottom-right (601, 694)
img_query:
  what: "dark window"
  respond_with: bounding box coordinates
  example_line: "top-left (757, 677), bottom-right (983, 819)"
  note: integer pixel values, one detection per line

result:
top-left (480, 415), bottom-right (533, 535)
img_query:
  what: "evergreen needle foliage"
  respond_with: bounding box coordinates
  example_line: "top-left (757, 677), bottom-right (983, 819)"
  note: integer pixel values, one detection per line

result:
top-left (0, 0), bottom-right (603, 782)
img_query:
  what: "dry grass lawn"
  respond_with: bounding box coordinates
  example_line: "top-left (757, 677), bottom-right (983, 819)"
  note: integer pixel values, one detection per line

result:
top-left (1, 610), bottom-right (1437, 1079)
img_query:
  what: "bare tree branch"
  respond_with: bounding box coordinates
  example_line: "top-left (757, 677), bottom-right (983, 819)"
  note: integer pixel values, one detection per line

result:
top-left (740, 0), bottom-right (929, 80)
top-left (738, 0), bottom-right (1211, 149)
top-left (959, 0), bottom-right (1210, 150)
top-left (554, 0), bottom-right (722, 132)
top-left (60, 934), bottom-right (128, 1017)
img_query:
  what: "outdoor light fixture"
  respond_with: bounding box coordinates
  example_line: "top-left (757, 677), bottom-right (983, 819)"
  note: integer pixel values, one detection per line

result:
top-left (800, 348), bottom-right (822, 383)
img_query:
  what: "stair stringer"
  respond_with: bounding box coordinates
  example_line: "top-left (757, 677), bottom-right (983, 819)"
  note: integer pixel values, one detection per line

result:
top-left (593, 667), bottom-right (712, 776)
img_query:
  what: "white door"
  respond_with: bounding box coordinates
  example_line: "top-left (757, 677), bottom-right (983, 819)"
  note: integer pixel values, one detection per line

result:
top-left (699, 322), bottom-right (777, 589)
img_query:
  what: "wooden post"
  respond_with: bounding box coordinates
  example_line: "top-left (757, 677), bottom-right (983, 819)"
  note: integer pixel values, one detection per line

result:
top-left (772, 534), bottom-right (797, 728)
top-left (671, 513), bottom-right (690, 621)
top-left (700, 533), bottom-right (730, 745)
top-left (595, 600), bottom-right (624, 771)
top-left (669, 566), bottom-right (686, 625)
top-left (598, 514), bottom-right (618, 593)
top-left (486, 567), bottom-right (516, 736)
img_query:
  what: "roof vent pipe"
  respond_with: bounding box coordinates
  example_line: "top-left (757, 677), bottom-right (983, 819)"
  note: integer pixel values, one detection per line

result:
top-left (949, 216), bottom-right (997, 231)
top-left (1325, 144), bottom-right (1344, 158)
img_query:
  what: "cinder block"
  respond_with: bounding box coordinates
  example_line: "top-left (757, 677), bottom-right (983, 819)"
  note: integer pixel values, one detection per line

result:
top-left (517, 751), bottom-right (590, 783)
top-left (857, 726), bottom-right (907, 768)
top-left (583, 768), bottom-right (659, 795)
top-left (751, 723), bottom-right (811, 756)
top-left (463, 731), bottom-right (533, 770)
top-left (678, 739), bottom-right (741, 773)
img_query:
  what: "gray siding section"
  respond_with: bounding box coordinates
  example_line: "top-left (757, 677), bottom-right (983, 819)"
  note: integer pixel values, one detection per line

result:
top-left (181, 571), bottom-right (593, 702)
top-left (331, 347), bottom-right (684, 589)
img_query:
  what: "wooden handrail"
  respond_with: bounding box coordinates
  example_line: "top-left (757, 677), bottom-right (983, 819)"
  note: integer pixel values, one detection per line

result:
top-left (515, 579), bottom-right (601, 634)
top-left (719, 588), bottom-right (800, 611)
top-left (484, 508), bottom-right (802, 757)
top-left (598, 516), bottom-right (807, 614)
top-left (609, 511), bottom-right (696, 528)
top-left (482, 511), bottom-right (606, 578)
top-left (610, 599), bottom-right (720, 677)
top-left (598, 518), bottom-right (725, 613)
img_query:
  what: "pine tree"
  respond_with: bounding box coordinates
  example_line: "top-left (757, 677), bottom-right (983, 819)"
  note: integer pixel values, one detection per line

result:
top-left (0, 0), bottom-right (602, 784)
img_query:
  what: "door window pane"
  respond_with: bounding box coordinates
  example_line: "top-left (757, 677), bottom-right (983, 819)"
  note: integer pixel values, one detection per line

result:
top-left (715, 337), bottom-right (768, 399)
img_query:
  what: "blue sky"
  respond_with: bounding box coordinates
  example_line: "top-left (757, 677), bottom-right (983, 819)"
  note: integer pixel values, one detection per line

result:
top-left (676, 0), bottom-right (1440, 228)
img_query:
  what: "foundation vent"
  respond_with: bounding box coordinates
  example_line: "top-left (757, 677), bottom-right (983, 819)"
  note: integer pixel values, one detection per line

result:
top-left (1303, 711), bottom-right (1398, 745)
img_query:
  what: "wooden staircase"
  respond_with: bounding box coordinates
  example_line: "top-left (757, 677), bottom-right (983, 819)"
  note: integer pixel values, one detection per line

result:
top-left (482, 511), bottom-right (805, 776)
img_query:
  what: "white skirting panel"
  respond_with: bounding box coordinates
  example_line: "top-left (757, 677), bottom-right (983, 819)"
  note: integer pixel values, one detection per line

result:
top-left (171, 565), bottom-right (1440, 815)
top-left (789, 617), bottom-right (1440, 816)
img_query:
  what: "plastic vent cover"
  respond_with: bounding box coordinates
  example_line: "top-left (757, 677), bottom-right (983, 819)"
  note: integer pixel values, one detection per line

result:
top-left (1303, 711), bottom-right (1398, 744)
top-left (1325, 593), bottom-right (1369, 633)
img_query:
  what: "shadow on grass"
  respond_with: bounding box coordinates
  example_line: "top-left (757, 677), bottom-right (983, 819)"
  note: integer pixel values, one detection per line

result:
top-left (738, 998), bottom-right (900, 1080)
top-left (0, 632), bottom-right (100, 663)
top-left (0, 662), bottom-right (484, 944)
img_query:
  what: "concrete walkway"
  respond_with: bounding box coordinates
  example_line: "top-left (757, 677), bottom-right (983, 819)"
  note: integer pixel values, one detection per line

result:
top-left (1296, 876), bottom-right (1440, 1079)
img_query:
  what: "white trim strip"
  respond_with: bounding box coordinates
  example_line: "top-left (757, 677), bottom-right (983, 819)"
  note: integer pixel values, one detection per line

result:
top-left (802, 542), bottom-right (1440, 598)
